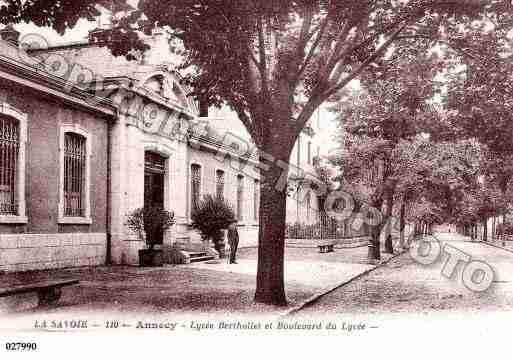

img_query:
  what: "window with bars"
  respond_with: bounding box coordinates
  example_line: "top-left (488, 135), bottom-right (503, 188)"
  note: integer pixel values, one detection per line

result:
top-left (306, 191), bottom-right (311, 221)
top-left (63, 132), bottom-right (86, 217)
top-left (191, 164), bottom-right (201, 210)
top-left (0, 115), bottom-right (19, 215)
top-left (237, 174), bottom-right (244, 221)
top-left (215, 169), bottom-right (225, 199)
top-left (253, 179), bottom-right (259, 221)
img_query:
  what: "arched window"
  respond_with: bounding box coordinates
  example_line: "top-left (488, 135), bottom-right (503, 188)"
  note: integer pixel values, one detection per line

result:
top-left (215, 169), bottom-right (225, 199)
top-left (237, 174), bottom-right (244, 221)
top-left (0, 115), bottom-right (19, 215)
top-left (191, 164), bottom-right (202, 209)
top-left (306, 191), bottom-right (311, 222)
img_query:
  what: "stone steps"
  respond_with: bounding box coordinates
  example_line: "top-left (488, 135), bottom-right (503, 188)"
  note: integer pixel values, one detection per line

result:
top-left (189, 254), bottom-right (216, 263)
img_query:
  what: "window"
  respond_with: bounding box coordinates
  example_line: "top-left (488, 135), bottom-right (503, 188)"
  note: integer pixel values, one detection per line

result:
top-left (63, 133), bottom-right (86, 217)
top-left (215, 169), bottom-right (225, 199)
top-left (0, 115), bottom-right (19, 215)
top-left (0, 105), bottom-right (27, 224)
top-left (191, 164), bottom-right (201, 209)
top-left (307, 141), bottom-right (312, 164)
top-left (306, 191), bottom-right (311, 221)
top-left (237, 174), bottom-right (244, 221)
top-left (58, 125), bottom-right (91, 224)
top-left (253, 179), bottom-right (259, 221)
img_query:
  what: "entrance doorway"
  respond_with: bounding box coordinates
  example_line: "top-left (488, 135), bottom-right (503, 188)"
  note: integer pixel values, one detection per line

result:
top-left (144, 151), bottom-right (166, 245)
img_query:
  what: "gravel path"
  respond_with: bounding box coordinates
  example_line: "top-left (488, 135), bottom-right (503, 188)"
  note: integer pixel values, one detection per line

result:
top-left (0, 246), bottom-right (378, 316)
top-left (295, 235), bottom-right (513, 316)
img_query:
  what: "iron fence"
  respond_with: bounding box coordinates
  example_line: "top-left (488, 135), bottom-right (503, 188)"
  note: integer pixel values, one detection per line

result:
top-left (285, 211), bottom-right (369, 240)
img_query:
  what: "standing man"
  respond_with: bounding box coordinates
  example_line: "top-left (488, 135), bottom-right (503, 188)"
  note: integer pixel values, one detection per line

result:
top-left (227, 220), bottom-right (239, 264)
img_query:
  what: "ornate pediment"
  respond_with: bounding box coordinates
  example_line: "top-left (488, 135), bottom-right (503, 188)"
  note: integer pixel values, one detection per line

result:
top-left (140, 70), bottom-right (197, 115)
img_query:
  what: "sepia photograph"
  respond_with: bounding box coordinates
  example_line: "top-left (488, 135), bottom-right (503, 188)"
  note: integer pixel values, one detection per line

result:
top-left (0, 1), bottom-right (512, 357)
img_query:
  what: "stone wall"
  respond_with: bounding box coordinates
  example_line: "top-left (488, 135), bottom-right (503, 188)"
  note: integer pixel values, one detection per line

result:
top-left (0, 233), bottom-right (106, 272)
top-left (0, 84), bottom-right (110, 234)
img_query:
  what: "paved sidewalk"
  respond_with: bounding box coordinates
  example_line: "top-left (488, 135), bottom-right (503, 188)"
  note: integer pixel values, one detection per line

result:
top-left (295, 233), bottom-right (513, 316)
top-left (0, 246), bottom-right (390, 316)
top-left (190, 259), bottom-right (374, 290)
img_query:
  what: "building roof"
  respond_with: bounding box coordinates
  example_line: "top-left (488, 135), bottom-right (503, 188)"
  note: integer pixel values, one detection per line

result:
top-left (30, 41), bottom-right (153, 79)
top-left (29, 40), bottom-right (199, 116)
top-left (0, 39), bottom-right (115, 118)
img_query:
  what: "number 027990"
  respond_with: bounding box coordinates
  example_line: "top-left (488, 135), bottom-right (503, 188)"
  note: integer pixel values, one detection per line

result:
top-left (5, 342), bottom-right (38, 351)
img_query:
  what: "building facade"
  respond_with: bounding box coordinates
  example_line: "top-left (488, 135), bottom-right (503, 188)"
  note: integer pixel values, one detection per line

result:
top-left (0, 36), bottom-right (116, 272)
top-left (0, 27), bottom-right (326, 271)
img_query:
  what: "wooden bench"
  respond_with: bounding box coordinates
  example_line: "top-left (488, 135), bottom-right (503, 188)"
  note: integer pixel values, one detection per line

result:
top-left (318, 241), bottom-right (336, 253)
top-left (0, 279), bottom-right (79, 306)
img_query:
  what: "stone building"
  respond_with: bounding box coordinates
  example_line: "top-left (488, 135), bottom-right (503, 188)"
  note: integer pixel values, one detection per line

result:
top-left (0, 33), bottom-right (115, 272)
top-left (0, 27), bottom-right (325, 271)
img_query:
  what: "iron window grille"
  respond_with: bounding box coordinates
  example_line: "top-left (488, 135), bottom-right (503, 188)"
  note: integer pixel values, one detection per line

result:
top-left (63, 132), bottom-right (86, 217)
top-left (306, 192), bottom-right (311, 221)
top-left (0, 115), bottom-right (19, 215)
top-left (215, 169), bottom-right (225, 199)
top-left (191, 164), bottom-right (201, 210)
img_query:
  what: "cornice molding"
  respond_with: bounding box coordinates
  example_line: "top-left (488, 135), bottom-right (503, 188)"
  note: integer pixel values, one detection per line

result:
top-left (0, 54), bottom-right (116, 119)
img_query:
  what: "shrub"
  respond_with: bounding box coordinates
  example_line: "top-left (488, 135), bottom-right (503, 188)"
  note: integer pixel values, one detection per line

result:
top-left (496, 222), bottom-right (513, 236)
top-left (126, 207), bottom-right (175, 250)
top-left (191, 194), bottom-right (236, 241)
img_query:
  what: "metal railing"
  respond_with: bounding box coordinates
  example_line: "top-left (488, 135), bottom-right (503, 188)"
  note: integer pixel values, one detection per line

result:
top-left (285, 211), bottom-right (369, 240)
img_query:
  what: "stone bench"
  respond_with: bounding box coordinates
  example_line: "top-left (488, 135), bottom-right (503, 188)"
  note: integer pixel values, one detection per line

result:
top-left (0, 279), bottom-right (79, 306)
top-left (318, 241), bottom-right (336, 253)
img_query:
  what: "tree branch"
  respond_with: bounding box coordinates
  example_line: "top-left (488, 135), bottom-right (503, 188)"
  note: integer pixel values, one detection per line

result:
top-left (323, 22), bottom-right (408, 99)
top-left (257, 15), bottom-right (269, 95)
top-left (230, 98), bottom-right (256, 141)
top-left (297, 3), bottom-right (314, 54)
top-left (292, 3), bottom-right (332, 87)
top-left (319, 19), bottom-right (354, 84)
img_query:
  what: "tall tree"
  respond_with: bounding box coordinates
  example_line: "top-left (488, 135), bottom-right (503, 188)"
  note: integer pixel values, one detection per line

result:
top-left (393, 137), bottom-right (437, 246)
top-left (1, 0), bottom-right (491, 305)
top-left (330, 47), bottom-right (439, 260)
top-left (442, 9), bottom-right (513, 241)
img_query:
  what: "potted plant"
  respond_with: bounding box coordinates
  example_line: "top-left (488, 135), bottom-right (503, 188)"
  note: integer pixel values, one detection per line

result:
top-left (126, 206), bottom-right (175, 267)
top-left (191, 194), bottom-right (236, 257)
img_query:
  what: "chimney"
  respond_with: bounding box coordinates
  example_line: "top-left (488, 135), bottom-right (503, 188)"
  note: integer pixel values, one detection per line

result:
top-left (0, 24), bottom-right (20, 46)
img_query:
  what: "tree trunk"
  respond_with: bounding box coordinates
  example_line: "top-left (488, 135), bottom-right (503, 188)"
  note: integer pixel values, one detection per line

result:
top-left (399, 194), bottom-right (407, 248)
top-left (254, 142), bottom-right (293, 306)
top-left (482, 219), bottom-right (487, 242)
top-left (492, 216), bottom-right (496, 241)
top-left (367, 187), bottom-right (385, 262)
top-left (383, 188), bottom-right (395, 254)
top-left (369, 224), bottom-right (381, 261)
top-left (502, 213), bottom-right (506, 246)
